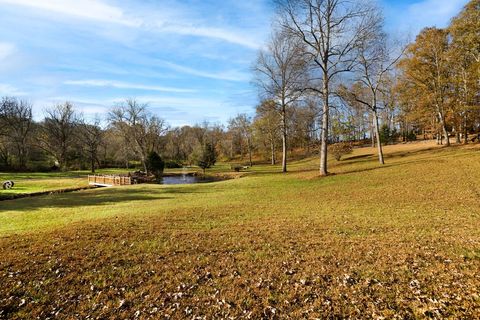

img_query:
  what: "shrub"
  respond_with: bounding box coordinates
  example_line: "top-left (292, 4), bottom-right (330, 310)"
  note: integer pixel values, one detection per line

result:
top-left (329, 142), bottom-right (353, 161)
top-left (146, 151), bottom-right (165, 178)
top-left (406, 131), bottom-right (417, 141)
top-left (380, 125), bottom-right (400, 144)
top-left (231, 165), bottom-right (242, 172)
top-left (197, 142), bottom-right (217, 174)
top-left (379, 124), bottom-right (391, 144)
top-left (165, 160), bottom-right (182, 169)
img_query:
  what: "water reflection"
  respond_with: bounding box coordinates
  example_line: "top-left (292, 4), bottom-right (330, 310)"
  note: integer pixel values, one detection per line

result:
top-left (158, 174), bottom-right (214, 185)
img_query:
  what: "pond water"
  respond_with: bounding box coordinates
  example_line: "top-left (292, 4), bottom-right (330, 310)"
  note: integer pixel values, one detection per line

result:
top-left (158, 174), bottom-right (214, 185)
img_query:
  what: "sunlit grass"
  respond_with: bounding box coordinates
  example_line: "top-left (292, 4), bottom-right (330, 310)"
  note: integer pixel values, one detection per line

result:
top-left (1, 141), bottom-right (479, 318)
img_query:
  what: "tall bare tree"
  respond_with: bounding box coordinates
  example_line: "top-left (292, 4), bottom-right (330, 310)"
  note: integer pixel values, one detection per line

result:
top-left (229, 114), bottom-right (254, 167)
top-left (254, 29), bottom-right (306, 172)
top-left (254, 100), bottom-right (281, 165)
top-left (78, 116), bottom-right (104, 173)
top-left (0, 97), bottom-right (33, 169)
top-left (277, 0), bottom-right (373, 175)
top-left (38, 102), bottom-right (77, 170)
top-left (109, 99), bottom-right (167, 173)
top-left (340, 9), bottom-right (403, 164)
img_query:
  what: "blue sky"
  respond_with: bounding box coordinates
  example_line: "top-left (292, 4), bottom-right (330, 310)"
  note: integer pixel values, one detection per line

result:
top-left (0, 0), bottom-right (469, 126)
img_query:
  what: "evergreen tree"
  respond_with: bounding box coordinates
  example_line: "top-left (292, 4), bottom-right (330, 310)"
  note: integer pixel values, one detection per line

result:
top-left (146, 151), bottom-right (165, 178)
top-left (197, 142), bottom-right (216, 175)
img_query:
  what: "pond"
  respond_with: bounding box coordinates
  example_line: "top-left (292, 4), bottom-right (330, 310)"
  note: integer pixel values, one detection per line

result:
top-left (158, 174), bottom-right (215, 185)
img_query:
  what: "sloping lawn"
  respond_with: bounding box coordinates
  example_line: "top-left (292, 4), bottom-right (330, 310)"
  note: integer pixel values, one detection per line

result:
top-left (0, 142), bottom-right (479, 318)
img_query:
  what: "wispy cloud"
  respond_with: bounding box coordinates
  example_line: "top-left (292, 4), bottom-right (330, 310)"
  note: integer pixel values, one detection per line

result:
top-left (64, 79), bottom-right (196, 93)
top-left (0, 0), bottom-right (272, 125)
top-left (385, 0), bottom-right (468, 36)
top-left (159, 61), bottom-right (250, 82)
top-left (158, 25), bottom-right (261, 49)
top-left (0, 0), bottom-right (262, 49)
top-left (0, 83), bottom-right (26, 96)
top-left (110, 95), bottom-right (225, 111)
top-left (408, 0), bottom-right (466, 26)
top-left (0, 0), bottom-right (140, 26)
top-left (0, 42), bottom-right (15, 61)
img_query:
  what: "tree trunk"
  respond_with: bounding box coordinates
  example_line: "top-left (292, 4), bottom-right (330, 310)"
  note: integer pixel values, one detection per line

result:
top-left (371, 117), bottom-right (376, 147)
top-left (319, 78), bottom-right (329, 176)
top-left (463, 114), bottom-right (468, 144)
top-left (271, 140), bottom-right (276, 165)
top-left (438, 111), bottom-right (450, 146)
top-left (281, 107), bottom-right (287, 173)
top-left (91, 153), bottom-right (95, 173)
top-left (373, 110), bottom-right (385, 165)
top-left (142, 156), bottom-right (148, 174)
top-left (248, 138), bottom-right (253, 167)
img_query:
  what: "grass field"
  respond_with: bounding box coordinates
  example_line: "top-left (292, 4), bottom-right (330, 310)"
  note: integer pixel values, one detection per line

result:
top-left (1, 141), bottom-right (479, 318)
top-left (0, 169), bottom-right (130, 199)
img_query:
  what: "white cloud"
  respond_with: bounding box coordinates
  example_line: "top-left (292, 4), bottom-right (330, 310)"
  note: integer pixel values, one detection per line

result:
top-left (64, 79), bottom-right (196, 93)
top-left (159, 61), bottom-right (250, 82)
top-left (0, 42), bottom-right (15, 61)
top-left (114, 95), bottom-right (223, 109)
top-left (0, 83), bottom-right (26, 96)
top-left (159, 25), bottom-right (261, 49)
top-left (0, 0), bottom-right (140, 27)
top-left (0, 0), bottom-right (262, 49)
top-left (391, 0), bottom-right (468, 35)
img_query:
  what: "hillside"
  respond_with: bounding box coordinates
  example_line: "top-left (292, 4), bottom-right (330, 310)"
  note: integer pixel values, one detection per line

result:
top-left (1, 141), bottom-right (479, 318)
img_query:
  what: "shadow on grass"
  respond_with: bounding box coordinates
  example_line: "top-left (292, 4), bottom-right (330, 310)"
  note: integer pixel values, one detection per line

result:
top-left (343, 153), bottom-right (375, 161)
top-left (0, 186), bottom-right (198, 212)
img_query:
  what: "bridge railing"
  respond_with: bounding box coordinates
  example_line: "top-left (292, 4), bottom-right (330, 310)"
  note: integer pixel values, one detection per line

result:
top-left (88, 175), bottom-right (132, 186)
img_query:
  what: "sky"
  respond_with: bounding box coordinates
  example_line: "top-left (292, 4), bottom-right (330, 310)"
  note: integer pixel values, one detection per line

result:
top-left (0, 0), bottom-right (469, 127)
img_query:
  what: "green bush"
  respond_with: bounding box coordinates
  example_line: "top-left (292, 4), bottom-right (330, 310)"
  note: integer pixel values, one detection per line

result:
top-left (197, 142), bottom-right (216, 174)
top-left (406, 131), bottom-right (417, 141)
top-left (380, 125), bottom-right (399, 144)
top-left (165, 160), bottom-right (183, 169)
top-left (146, 151), bottom-right (165, 178)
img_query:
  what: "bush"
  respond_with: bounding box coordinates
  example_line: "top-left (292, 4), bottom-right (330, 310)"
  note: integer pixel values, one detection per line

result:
top-left (380, 125), bottom-right (399, 144)
top-left (231, 165), bottom-right (242, 172)
top-left (165, 160), bottom-right (183, 169)
top-left (146, 151), bottom-right (165, 178)
top-left (329, 142), bottom-right (353, 161)
top-left (406, 131), bottom-right (417, 142)
top-left (197, 142), bottom-right (217, 174)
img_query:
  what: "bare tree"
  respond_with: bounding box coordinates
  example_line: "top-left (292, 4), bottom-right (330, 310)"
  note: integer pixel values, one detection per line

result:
top-left (277, 0), bottom-right (372, 175)
top-left (38, 102), bottom-right (77, 170)
top-left (254, 29), bottom-right (306, 172)
top-left (109, 99), bottom-right (167, 173)
top-left (0, 97), bottom-right (33, 169)
top-left (254, 100), bottom-right (282, 165)
top-left (78, 116), bottom-right (104, 173)
top-left (229, 114), bottom-right (254, 167)
top-left (340, 9), bottom-right (404, 164)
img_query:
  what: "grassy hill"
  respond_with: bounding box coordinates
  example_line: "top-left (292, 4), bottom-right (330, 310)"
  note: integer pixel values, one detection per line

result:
top-left (1, 141), bottom-right (479, 318)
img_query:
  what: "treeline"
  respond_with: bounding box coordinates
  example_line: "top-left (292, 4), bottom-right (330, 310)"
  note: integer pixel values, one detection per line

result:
top-left (0, 1), bottom-right (478, 174)
top-left (0, 97), bottom-right (318, 172)
top-left (252, 0), bottom-right (479, 174)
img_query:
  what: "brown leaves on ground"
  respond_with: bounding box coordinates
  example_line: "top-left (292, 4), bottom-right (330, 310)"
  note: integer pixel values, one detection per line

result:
top-left (1, 142), bottom-right (480, 319)
top-left (1, 216), bottom-right (479, 319)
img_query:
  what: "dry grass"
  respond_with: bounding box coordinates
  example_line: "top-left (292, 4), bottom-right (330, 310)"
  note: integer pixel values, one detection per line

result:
top-left (0, 141), bottom-right (479, 319)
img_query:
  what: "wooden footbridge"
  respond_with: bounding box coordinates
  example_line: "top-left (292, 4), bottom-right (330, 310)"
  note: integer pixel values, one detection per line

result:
top-left (88, 175), bottom-right (132, 187)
